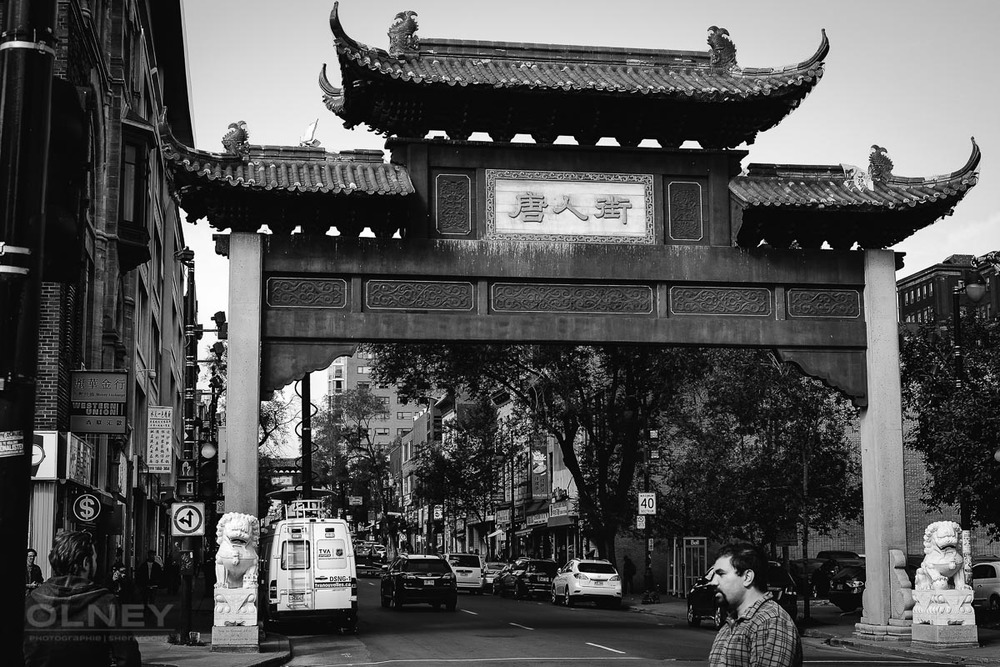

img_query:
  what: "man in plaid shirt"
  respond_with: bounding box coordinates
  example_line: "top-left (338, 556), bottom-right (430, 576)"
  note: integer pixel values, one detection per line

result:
top-left (708, 543), bottom-right (802, 667)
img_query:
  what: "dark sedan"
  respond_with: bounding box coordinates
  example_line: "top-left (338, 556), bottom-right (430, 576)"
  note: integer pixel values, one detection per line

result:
top-left (687, 561), bottom-right (798, 629)
top-left (827, 555), bottom-right (921, 612)
top-left (380, 554), bottom-right (458, 611)
top-left (494, 558), bottom-right (559, 600)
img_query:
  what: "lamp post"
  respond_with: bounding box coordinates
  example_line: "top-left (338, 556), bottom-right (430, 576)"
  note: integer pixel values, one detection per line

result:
top-left (952, 271), bottom-right (987, 388)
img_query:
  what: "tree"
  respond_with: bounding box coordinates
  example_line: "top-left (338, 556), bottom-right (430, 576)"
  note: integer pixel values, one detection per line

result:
top-left (900, 318), bottom-right (1000, 535)
top-left (369, 343), bottom-right (706, 560)
top-left (410, 395), bottom-right (520, 531)
top-left (662, 348), bottom-right (862, 553)
top-left (328, 386), bottom-right (394, 537)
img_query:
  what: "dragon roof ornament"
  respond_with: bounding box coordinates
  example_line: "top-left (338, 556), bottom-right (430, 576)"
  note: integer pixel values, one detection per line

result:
top-left (387, 10), bottom-right (419, 58)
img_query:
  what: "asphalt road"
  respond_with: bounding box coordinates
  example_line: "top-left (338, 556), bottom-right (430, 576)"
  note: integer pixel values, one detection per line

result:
top-left (277, 578), bottom-right (961, 666)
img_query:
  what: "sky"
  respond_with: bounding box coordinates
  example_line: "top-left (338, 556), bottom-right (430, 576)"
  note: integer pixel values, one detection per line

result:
top-left (178, 0), bottom-right (1000, 388)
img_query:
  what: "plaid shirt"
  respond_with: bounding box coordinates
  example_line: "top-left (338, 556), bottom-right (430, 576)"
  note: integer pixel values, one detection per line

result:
top-left (709, 593), bottom-right (802, 667)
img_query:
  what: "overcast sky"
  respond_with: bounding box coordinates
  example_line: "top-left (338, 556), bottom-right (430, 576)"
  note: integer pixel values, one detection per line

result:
top-left (179, 0), bottom-right (1000, 374)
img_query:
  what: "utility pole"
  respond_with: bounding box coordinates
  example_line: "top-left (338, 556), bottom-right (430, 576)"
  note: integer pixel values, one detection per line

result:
top-left (0, 0), bottom-right (57, 659)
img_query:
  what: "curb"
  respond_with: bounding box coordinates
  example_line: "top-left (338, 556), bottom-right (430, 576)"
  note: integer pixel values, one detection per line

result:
top-left (827, 637), bottom-right (995, 665)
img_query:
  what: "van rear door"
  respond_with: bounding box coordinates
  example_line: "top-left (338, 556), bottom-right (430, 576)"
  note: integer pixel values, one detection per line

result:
top-left (314, 523), bottom-right (352, 609)
top-left (280, 524), bottom-right (313, 611)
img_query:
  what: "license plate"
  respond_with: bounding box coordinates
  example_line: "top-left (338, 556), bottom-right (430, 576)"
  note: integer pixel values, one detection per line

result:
top-left (423, 579), bottom-right (433, 586)
top-left (536, 576), bottom-right (549, 582)
top-left (289, 592), bottom-right (304, 601)
top-left (594, 580), bottom-right (604, 586)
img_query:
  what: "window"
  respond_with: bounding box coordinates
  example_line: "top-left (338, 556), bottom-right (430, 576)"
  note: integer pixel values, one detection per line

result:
top-left (357, 382), bottom-right (369, 391)
top-left (357, 366), bottom-right (370, 374)
top-left (375, 428), bottom-right (389, 436)
top-left (281, 540), bottom-right (309, 570)
top-left (397, 428), bottom-right (411, 437)
top-left (376, 396), bottom-right (389, 405)
top-left (397, 412), bottom-right (412, 420)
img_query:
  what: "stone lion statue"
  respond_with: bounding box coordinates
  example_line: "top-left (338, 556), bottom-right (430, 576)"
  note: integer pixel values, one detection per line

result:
top-left (914, 521), bottom-right (970, 591)
top-left (215, 512), bottom-right (260, 589)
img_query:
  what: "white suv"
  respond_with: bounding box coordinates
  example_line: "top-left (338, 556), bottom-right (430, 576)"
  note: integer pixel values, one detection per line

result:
top-left (551, 558), bottom-right (622, 609)
top-left (445, 553), bottom-right (485, 594)
top-left (973, 561), bottom-right (1000, 611)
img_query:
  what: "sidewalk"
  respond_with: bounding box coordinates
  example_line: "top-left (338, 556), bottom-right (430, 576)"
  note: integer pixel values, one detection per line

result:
top-left (134, 587), bottom-right (291, 667)
top-left (623, 592), bottom-right (1000, 665)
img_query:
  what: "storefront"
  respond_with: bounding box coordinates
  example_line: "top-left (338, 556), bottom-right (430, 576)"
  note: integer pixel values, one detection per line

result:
top-left (546, 499), bottom-right (579, 566)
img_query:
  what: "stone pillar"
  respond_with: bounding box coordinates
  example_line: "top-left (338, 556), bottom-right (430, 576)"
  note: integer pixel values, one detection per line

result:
top-left (855, 249), bottom-right (909, 641)
top-left (211, 512), bottom-right (261, 652)
top-left (225, 232), bottom-right (262, 516)
top-left (216, 232), bottom-right (262, 652)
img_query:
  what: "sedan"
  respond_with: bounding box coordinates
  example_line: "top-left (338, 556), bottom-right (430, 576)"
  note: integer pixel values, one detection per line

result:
top-left (483, 562), bottom-right (506, 592)
top-left (551, 558), bottom-right (622, 608)
top-left (687, 561), bottom-right (798, 628)
top-left (973, 561), bottom-right (1000, 612)
top-left (494, 558), bottom-right (558, 600)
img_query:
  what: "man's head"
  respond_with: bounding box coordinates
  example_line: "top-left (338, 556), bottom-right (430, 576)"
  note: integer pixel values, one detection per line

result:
top-left (27, 548), bottom-right (37, 564)
top-left (49, 530), bottom-right (96, 578)
top-left (146, 550), bottom-right (156, 562)
top-left (709, 543), bottom-right (768, 611)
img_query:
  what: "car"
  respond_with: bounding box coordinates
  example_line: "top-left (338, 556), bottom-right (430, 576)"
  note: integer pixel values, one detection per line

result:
top-left (687, 561), bottom-right (798, 629)
top-left (444, 553), bottom-right (485, 594)
top-left (494, 558), bottom-right (559, 600)
top-left (483, 561), bottom-right (507, 592)
top-left (551, 558), bottom-right (622, 609)
top-left (827, 555), bottom-right (921, 613)
top-left (811, 550), bottom-right (864, 597)
top-left (380, 554), bottom-right (458, 611)
top-left (971, 561), bottom-right (1000, 612)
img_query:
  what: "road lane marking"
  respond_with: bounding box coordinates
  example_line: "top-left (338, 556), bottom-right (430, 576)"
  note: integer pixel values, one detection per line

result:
top-left (586, 642), bottom-right (626, 654)
top-left (334, 659), bottom-right (640, 664)
top-left (461, 609), bottom-right (478, 615)
top-left (509, 622), bottom-right (534, 630)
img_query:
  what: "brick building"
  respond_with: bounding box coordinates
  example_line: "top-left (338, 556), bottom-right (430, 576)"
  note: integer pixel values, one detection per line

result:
top-left (16, 0), bottom-right (194, 579)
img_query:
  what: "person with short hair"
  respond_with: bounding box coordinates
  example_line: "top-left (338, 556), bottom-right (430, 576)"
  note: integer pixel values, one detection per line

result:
top-left (707, 543), bottom-right (802, 667)
top-left (24, 530), bottom-right (140, 666)
top-left (26, 548), bottom-right (44, 595)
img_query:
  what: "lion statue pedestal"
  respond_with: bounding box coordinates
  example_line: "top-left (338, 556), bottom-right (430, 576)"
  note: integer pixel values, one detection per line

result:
top-left (211, 512), bottom-right (261, 653)
top-left (911, 521), bottom-right (978, 650)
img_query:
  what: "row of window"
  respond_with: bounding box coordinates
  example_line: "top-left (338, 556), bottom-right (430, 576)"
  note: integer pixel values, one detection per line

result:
top-left (374, 428), bottom-right (411, 437)
top-left (902, 282), bottom-right (934, 306)
top-left (903, 307), bottom-right (935, 324)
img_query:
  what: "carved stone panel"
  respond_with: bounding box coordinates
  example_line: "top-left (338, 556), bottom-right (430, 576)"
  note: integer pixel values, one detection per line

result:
top-left (366, 280), bottom-right (474, 310)
top-left (667, 181), bottom-right (704, 241)
top-left (787, 289), bottom-right (861, 318)
top-left (485, 169), bottom-right (655, 244)
top-left (491, 283), bottom-right (653, 314)
top-left (435, 173), bottom-right (472, 235)
top-left (266, 278), bottom-right (347, 308)
top-left (670, 286), bottom-right (772, 316)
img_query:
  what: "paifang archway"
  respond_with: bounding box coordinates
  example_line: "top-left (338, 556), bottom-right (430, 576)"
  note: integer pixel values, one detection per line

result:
top-left (163, 5), bottom-right (981, 638)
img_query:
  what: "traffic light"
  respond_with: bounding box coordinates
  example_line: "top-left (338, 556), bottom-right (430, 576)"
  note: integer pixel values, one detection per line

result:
top-left (211, 311), bottom-right (228, 340)
top-left (199, 443), bottom-right (219, 500)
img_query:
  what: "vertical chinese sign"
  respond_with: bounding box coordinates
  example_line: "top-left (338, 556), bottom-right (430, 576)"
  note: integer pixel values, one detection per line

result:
top-left (70, 371), bottom-right (127, 434)
top-left (146, 406), bottom-right (173, 474)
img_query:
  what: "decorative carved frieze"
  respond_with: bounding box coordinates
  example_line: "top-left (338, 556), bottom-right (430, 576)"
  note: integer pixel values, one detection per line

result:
top-left (667, 181), bottom-right (703, 241)
top-left (266, 278), bottom-right (347, 308)
top-left (491, 283), bottom-right (653, 314)
top-left (366, 280), bottom-right (474, 310)
top-left (670, 286), bottom-right (771, 316)
top-left (787, 289), bottom-right (861, 318)
top-left (435, 174), bottom-right (472, 235)
top-left (485, 169), bottom-right (655, 244)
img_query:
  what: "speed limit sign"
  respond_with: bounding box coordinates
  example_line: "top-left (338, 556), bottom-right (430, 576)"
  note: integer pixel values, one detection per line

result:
top-left (638, 492), bottom-right (656, 515)
top-left (171, 502), bottom-right (206, 537)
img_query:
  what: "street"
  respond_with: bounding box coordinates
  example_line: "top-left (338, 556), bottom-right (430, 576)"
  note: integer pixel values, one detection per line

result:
top-left (275, 579), bottom-right (960, 666)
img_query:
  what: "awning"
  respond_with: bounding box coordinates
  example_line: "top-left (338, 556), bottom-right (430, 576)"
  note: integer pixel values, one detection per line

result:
top-left (547, 515), bottom-right (576, 528)
top-left (486, 528), bottom-right (504, 539)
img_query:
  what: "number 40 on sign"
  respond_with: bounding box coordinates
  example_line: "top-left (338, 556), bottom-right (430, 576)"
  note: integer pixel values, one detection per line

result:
top-left (638, 493), bottom-right (656, 515)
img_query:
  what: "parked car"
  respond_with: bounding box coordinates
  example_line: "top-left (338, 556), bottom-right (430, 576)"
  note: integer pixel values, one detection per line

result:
top-left (494, 558), bottom-right (559, 600)
top-left (788, 558), bottom-right (826, 598)
top-left (827, 555), bottom-right (921, 613)
top-left (811, 550), bottom-right (864, 597)
top-left (380, 554), bottom-right (457, 611)
top-left (551, 558), bottom-right (622, 609)
top-left (687, 561), bottom-right (798, 629)
top-left (972, 561), bottom-right (1000, 612)
top-left (483, 562), bottom-right (506, 592)
top-left (444, 553), bottom-right (485, 594)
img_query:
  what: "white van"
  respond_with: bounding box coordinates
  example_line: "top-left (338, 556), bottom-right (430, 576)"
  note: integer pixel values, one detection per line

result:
top-left (444, 553), bottom-right (485, 594)
top-left (258, 500), bottom-right (358, 632)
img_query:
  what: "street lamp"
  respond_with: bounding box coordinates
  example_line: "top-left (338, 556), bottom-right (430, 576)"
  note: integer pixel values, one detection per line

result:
top-left (952, 271), bottom-right (988, 387)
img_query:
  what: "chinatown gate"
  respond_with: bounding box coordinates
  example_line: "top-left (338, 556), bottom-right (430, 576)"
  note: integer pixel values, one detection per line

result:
top-left (163, 5), bottom-right (980, 642)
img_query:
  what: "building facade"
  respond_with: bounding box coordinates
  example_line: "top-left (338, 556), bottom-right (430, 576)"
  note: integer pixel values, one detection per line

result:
top-left (17, 0), bottom-right (194, 580)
